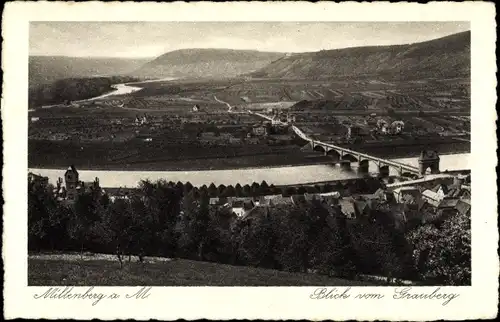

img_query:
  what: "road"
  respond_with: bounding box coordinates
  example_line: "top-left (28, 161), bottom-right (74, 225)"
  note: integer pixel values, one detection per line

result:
top-left (214, 95), bottom-right (233, 113)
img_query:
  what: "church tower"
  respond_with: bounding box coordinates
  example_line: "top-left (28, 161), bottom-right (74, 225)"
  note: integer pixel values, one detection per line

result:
top-left (64, 165), bottom-right (79, 200)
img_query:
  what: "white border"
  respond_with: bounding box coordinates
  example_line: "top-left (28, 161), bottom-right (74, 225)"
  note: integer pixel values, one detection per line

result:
top-left (2, 1), bottom-right (498, 320)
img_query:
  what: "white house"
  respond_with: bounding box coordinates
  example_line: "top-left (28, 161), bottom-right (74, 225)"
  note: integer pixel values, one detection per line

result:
top-left (422, 189), bottom-right (444, 207)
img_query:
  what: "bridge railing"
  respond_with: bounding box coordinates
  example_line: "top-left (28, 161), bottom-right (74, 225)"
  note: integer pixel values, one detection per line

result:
top-left (291, 126), bottom-right (419, 173)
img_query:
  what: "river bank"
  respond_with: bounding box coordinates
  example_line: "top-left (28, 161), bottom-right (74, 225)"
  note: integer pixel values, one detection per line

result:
top-left (29, 152), bottom-right (470, 188)
top-left (28, 138), bottom-right (470, 172)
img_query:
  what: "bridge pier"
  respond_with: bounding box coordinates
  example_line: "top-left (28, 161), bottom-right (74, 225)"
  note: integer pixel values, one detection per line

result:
top-left (339, 160), bottom-right (351, 170)
top-left (378, 165), bottom-right (390, 178)
top-left (358, 159), bottom-right (369, 173)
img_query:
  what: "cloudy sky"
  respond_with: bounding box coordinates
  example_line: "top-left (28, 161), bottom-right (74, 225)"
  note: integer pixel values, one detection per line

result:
top-left (30, 22), bottom-right (470, 58)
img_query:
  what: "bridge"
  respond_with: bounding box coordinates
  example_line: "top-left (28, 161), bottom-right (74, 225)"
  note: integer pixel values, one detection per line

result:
top-left (245, 108), bottom-right (434, 177)
top-left (291, 126), bottom-right (421, 176)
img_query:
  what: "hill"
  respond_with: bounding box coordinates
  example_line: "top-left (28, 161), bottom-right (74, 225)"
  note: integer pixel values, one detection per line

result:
top-left (133, 48), bottom-right (284, 79)
top-left (250, 31), bottom-right (470, 80)
top-left (29, 56), bottom-right (150, 88)
top-left (28, 256), bottom-right (374, 286)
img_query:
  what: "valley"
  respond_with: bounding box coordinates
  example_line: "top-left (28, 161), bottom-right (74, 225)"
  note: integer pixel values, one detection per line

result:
top-left (28, 30), bottom-right (470, 172)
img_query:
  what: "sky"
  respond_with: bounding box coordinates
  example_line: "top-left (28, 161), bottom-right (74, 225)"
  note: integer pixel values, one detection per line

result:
top-left (30, 22), bottom-right (470, 58)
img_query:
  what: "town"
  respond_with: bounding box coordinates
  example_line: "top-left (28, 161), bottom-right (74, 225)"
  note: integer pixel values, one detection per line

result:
top-left (27, 23), bottom-right (472, 288)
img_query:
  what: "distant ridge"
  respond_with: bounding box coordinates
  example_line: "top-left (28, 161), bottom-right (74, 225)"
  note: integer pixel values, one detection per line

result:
top-left (249, 31), bottom-right (471, 80)
top-left (29, 56), bottom-right (150, 88)
top-left (132, 48), bottom-right (284, 79)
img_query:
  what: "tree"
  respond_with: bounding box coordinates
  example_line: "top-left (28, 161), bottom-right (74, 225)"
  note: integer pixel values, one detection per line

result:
top-left (68, 190), bottom-right (105, 256)
top-left (282, 186), bottom-right (297, 197)
top-left (251, 182), bottom-right (261, 197)
top-left (235, 183), bottom-right (243, 197)
top-left (199, 184), bottom-right (208, 196)
top-left (138, 179), bottom-right (182, 257)
top-left (306, 186), bottom-right (319, 194)
top-left (175, 181), bottom-right (185, 194)
top-left (406, 211), bottom-right (471, 285)
top-left (217, 184), bottom-right (227, 196)
top-left (28, 181), bottom-right (69, 251)
top-left (297, 186), bottom-right (307, 195)
top-left (184, 181), bottom-right (194, 194)
top-left (260, 180), bottom-right (270, 194)
top-left (242, 184), bottom-right (252, 197)
top-left (208, 183), bottom-right (218, 197)
top-left (273, 205), bottom-right (310, 272)
top-left (234, 208), bottom-right (278, 269)
top-left (321, 183), bottom-right (333, 193)
top-left (221, 185), bottom-right (236, 197)
top-left (347, 211), bottom-right (408, 279)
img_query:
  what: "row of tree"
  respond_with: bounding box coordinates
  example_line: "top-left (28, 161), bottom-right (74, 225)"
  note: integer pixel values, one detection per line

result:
top-left (158, 177), bottom-right (383, 199)
top-left (28, 178), bottom-right (470, 285)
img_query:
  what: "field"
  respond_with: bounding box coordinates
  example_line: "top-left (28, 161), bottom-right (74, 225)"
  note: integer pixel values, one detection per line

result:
top-left (29, 76), bottom-right (470, 171)
top-left (29, 256), bottom-right (372, 286)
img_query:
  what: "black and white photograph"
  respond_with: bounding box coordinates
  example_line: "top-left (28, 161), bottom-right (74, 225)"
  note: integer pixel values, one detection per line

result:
top-left (27, 20), bottom-right (473, 287)
top-left (2, 1), bottom-right (497, 321)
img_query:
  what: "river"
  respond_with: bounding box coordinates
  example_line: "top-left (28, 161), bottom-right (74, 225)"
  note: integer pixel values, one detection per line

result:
top-left (31, 77), bottom-right (178, 111)
top-left (29, 153), bottom-right (470, 188)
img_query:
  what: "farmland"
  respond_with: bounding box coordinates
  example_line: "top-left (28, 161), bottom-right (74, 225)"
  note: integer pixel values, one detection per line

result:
top-left (29, 76), bottom-right (470, 171)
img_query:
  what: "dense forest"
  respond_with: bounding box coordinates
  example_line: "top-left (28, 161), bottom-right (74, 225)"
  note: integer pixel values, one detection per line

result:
top-left (28, 76), bottom-right (141, 109)
top-left (28, 177), bottom-right (471, 285)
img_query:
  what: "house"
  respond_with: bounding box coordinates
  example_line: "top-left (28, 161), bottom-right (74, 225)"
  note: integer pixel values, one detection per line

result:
top-left (319, 191), bottom-right (341, 198)
top-left (209, 197), bottom-right (221, 205)
top-left (229, 137), bottom-right (242, 144)
top-left (370, 188), bottom-right (395, 203)
top-left (392, 186), bottom-right (421, 203)
top-left (252, 124), bottom-right (268, 136)
top-left (192, 104), bottom-right (200, 112)
top-left (230, 199), bottom-right (255, 217)
top-left (28, 172), bottom-right (49, 187)
top-left (103, 187), bottom-right (137, 202)
top-left (390, 121), bottom-right (405, 134)
top-left (291, 194), bottom-right (308, 206)
top-left (431, 184), bottom-right (448, 199)
top-left (246, 137), bottom-right (260, 144)
top-left (421, 189), bottom-right (444, 207)
top-left (338, 198), bottom-right (356, 219)
top-left (455, 199), bottom-right (471, 216)
top-left (438, 199), bottom-right (459, 211)
top-left (30, 116), bottom-right (40, 123)
top-left (269, 195), bottom-right (294, 206)
top-left (258, 194), bottom-right (283, 206)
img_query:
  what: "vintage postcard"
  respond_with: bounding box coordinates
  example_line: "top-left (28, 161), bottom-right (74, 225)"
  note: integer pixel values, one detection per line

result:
top-left (2, 1), bottom-right (498, 320)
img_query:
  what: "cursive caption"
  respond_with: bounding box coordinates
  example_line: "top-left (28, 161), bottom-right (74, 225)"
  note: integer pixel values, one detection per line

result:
top-left (33, 286), bottom-right (152, 306)
top-left (309, 287), bottom-right (460, 306)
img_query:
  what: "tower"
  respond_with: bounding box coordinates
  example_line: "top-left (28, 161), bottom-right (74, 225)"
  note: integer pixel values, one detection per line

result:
top-left (64, 165), bottom-right (79, 200)
top-left (418, 150), bottom-right (440, 175)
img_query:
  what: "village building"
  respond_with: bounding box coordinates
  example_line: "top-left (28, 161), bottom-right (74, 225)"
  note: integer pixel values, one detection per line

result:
top-left (28, 172), bottom-right (49, 187)
top-left (392, 186), bottom-right (421, 203)
top-left (338, 198), bottom-right (357, 219)
top-left (64, 165), bottom-right (101, 201)
top-left (421, 189), bottom-right (444, 207)
top-left (252, 123), bottom-right (268, 136)
top-left (229, 199), bottom-right (256, 217)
